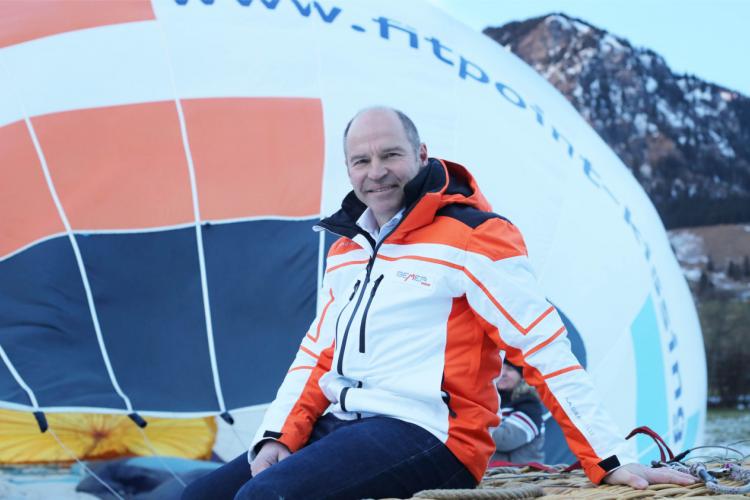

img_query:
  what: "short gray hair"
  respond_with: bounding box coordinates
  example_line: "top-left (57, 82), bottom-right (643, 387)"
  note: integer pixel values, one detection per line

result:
top-left (343, 107), bottom-right (421, 157)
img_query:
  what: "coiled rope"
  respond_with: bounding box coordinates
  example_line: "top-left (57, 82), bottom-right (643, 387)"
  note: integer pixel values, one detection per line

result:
top-left (414, 483), bottom-right (543, 499)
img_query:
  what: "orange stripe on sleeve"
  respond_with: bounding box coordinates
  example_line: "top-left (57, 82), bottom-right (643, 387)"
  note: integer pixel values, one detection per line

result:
top-left (473, 312), bottom-right (605, 483)
top-left (0, 1), bottom-right (155, 49)
top-left (543, 365), bottom-right (583, 380)
top-left (525, 306), bottom-right (555, 332)
top-left (525, 326), bottom-right (567, 358)
top-left (299, 345), bottom-right (320, 360)
top-left (307, 289), bottom-right (334, 342)
top-left (377, 253), bottom-right (550, 335)
top-left (462, 267), bottom-right (552, 335)
top-left (287, 365), bottom-right (316, 374)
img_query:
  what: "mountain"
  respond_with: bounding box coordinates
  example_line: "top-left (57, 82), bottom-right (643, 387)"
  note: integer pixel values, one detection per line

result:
top-left (484, 14), bottom-right (750, 229)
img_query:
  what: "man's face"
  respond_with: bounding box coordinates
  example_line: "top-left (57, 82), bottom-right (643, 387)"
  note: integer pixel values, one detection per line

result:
top-left (345, 109), bottom-right (428, 226)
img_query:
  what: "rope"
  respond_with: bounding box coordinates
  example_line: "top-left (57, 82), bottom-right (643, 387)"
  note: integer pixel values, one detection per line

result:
top-left (228, 420), bottom-right (248, 450)
top-left (134, 426), bottom-right (187, 487)
top-left (680, 444), bottom-right (745, 462)
top-left (728, 462), bottom-right (750, 481)
top-left (486, 466), bottom-right (523, 474)
top-left (689, 462), bottom-right (750, 495)
top-left (47, 427), bottom-right (124, 500)
top-left (414, 483), bottom-right (543, 499)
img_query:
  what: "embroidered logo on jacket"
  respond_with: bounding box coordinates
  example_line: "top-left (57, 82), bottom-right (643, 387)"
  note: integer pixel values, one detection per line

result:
top-left (396, 270), bottom-right (432, 287)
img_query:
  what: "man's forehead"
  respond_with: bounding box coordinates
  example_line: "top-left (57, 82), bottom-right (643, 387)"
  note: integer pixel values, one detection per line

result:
top-left (346, 110), bottom-right (408, 149)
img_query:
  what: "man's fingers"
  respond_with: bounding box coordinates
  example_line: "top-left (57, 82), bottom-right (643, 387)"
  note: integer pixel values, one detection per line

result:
top-left (605, 463), bottom-right (699, 490)
top-left (278, 448), bottom-right (291, 462)
top-left (621, 471), bottom-right (649, 490)
top-left (644, 467), bottom-right (697, 485)
top-left (250, 459), bottom-right (271, 477)
top-left (250, 441), bottom-right (292, 477)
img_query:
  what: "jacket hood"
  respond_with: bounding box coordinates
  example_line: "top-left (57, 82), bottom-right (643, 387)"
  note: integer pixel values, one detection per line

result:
top-left (320, 158), bottom-right (492, 240)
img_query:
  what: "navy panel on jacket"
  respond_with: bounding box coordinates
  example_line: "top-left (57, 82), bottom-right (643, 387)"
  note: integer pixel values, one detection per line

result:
top-left (0, 237), bottom-right (126, 409)
top-left (204, 219), bottom-right (319, 409)
top-left (436, 204), bottom-right (508, 229)
top-left (76, 228), bottom-right (219, 412)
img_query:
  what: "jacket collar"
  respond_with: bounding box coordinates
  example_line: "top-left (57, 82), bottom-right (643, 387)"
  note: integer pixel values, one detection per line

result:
top-left (317, 158), bottom-right (490, 242)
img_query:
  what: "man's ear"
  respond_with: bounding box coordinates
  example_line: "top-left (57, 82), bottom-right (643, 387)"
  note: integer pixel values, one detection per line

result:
top-left (418, 143), bottom-right (429, 166)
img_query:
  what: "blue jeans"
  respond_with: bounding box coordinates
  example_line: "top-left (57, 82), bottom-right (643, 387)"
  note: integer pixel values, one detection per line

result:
top-left (181, 413), bottom-right (476, 499)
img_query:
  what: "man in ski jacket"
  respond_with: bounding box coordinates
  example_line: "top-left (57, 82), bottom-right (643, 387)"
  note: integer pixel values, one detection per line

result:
top-left (182, 107), bottom-right (695, 500)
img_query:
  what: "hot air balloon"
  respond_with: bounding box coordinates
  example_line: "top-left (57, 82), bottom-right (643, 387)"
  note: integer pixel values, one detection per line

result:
top-left (0, 0), bottom-right (704, 471)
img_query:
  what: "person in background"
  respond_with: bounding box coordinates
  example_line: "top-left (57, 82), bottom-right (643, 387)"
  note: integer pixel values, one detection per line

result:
top-left (491, 360), bottom-right (545, 464)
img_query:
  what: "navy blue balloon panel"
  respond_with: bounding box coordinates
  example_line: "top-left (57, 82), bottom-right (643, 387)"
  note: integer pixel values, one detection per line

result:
top-left (0, 220), bottom-right (319, 414)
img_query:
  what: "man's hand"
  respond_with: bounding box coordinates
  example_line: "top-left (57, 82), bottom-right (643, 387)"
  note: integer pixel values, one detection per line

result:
top-left (250, 441), bottom-right (291, 477)
top-left (603, 463), bottom-right (697, 489)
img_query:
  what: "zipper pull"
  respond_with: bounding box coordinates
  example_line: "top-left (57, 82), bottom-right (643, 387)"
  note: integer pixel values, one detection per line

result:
top-left (349, 280), bottom-right (361, 300)
top-left (358, 274), bottom-right (385, 354)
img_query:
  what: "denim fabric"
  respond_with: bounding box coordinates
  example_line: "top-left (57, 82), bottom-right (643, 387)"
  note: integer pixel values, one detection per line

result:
top-left (181, 414), bottom-right (475, 500)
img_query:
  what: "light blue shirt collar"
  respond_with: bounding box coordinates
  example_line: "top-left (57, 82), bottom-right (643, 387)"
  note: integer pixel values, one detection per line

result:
top-left (356, 208), bottom-right (405, 244)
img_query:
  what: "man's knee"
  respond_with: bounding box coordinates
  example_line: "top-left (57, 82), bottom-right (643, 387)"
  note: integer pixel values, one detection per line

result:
top-left (234, 473), bottom-right (291, 500)
top-left (181, 473), bottom-right (214, 500)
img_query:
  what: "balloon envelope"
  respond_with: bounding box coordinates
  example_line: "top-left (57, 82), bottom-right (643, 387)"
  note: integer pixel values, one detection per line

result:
top-left (0, 409), bottom-right (216, 463)
top-left (0, 0), bottom-right (704, 464)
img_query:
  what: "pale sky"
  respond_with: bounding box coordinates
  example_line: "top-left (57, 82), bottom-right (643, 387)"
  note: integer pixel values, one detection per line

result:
top-left (427, 0), bottom-right (750, 95)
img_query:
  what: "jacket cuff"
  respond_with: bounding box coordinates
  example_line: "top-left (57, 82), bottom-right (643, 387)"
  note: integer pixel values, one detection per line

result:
top-left (587, 454), bottom-right (622, 484)
top-left (247, 430), bottom-right (283, 461)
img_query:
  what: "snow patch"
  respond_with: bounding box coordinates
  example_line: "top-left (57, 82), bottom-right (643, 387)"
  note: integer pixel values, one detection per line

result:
top-left (572, 20), bottom-right (591, 33)
top-left (709, 129), bottom-right (736, 158)
top-left (657, 98), bottom-right (684, 128)
top-left (683, 268), bottom-right (702, 282)
top-left (546, 15), bottom-right (572, 31)
top-left (668, 231), bottom-right (706, 265)
top-left (639, 163), bottom-right (653, 178)
top-left (686, 86), bottom-right (712, 102)
top-left (645, 77), bottom-right (658, 93)
top-left (633, 113), bottom-right (649, 136)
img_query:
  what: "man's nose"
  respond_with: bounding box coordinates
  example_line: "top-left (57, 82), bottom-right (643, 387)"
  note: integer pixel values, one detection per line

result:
top-left (368, 159), bottom-right (387, 180)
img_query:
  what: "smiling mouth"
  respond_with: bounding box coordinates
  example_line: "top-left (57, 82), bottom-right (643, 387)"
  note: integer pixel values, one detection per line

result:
top-left (367, 185), bottom-right (397, 193)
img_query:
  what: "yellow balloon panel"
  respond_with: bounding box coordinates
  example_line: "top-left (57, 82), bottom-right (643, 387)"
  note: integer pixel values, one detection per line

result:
top-left (0, 410), bottom-right (216, 464)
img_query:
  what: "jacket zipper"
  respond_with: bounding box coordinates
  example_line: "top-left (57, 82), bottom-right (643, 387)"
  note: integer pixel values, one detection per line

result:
top-left (337, 266), bottom-right (371, 375)
top-left (333, 223), bottom-right (401, 376)
top-left (334, 280), bottom-right (360, 347)
top-left (359, 274), bottom-right (384, 353)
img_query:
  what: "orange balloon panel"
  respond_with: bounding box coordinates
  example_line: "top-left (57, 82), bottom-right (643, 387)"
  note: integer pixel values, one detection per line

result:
top-left (0, 410), bottom-right (217, 463)
top-left (184, 97), bottom-right (325, 220)
top-left (0, 121), bottom-right (64, 257)
top-left (32, 101), bottom-right (196, 231)
top-left (0, 0), bottom-right (154, 49)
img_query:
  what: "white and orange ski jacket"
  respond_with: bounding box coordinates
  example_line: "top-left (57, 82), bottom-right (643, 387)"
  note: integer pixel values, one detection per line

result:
top-left (250, 159), bottom-right (635, 483)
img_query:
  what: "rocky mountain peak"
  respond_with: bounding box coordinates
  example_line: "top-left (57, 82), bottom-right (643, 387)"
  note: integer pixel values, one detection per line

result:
top-left (484, 13), bottom-right (750, 229)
